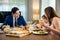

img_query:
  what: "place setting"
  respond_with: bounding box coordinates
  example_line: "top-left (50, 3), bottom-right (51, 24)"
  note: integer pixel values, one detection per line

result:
top-left (1, 25), bottom-right (30, 37)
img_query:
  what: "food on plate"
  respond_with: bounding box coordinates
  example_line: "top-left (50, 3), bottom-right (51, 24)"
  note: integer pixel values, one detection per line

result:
top-left (9, 31), bottom-right (23, 34)
top-left (8, 30), bottom-right (30, 34)
top-left (20, 30), bottom-right (30, 34)
top-left (4, 27), bottom-right (11, 31)
top-left (32, 28), bottom-right (40, 31)
top-left (13, 27), bottom-right (23, 31)
top-left (32, 20), bottom-right (39, 24)
top-left (33, 31), bottom-right (48, 35)
top-left (38, 31), bottom-right (48, 34)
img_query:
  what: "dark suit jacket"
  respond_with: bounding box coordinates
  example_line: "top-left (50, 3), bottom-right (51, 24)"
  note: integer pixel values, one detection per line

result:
top-left (3, 15), bottom-right (27, 27)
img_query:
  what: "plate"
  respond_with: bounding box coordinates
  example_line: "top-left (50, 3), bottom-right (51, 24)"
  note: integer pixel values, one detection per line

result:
top-left (32, 28), bottom-right (40, 31)
top-left (33, 31), bottom-right (48, 35)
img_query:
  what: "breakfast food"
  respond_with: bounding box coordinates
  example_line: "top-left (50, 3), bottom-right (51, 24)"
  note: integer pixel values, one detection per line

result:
top-left (32, 28), bottom-right (40, 31)
top-left (4, 27), bottom-right (11, 31)
top-left (8, 30), bottom-right (30, 34)
top-left (39, 20), bottom-right (44, 26)
top-left (26, 25), bottom-right (30, 30)
top-left (38, 31), bottom-right (47, 34)
top-left (6, 30), bottom-right (30, 37)
top-left (13, 28), bottom-right (23, 31)
top-left (33, 31), bottom-right (48, 35)
top-left (20, 30), bottom-right (30, 34)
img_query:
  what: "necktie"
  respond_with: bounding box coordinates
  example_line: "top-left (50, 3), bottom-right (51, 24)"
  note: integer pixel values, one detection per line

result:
top-left (15, 18), bottom-right (17, 26)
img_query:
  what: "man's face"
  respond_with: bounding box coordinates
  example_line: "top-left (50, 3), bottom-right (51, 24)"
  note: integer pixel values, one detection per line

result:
top-left (13, 10), bottom-right (20, 18)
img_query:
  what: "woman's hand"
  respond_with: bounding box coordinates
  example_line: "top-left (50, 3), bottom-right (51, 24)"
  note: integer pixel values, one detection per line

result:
top-left (43, 23), bottom-right (52, 32)
top-left (43, 23), bottom-right (49, 28)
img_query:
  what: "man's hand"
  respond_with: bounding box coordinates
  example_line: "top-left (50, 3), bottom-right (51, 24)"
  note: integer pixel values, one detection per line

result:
top-left (2, 25), bottom-right (6, 30)
top-left (20, 25), bottom-right (25, 30)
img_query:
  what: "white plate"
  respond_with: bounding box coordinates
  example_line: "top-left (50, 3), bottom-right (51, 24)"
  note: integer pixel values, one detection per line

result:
top-left (32, 31), bottom-right (48, 35)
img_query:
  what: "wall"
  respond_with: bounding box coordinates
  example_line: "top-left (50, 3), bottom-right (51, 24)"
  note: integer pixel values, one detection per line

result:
top-left (26, 0), bottom-right (33, 21)
top-left (26, 0), bottom-right (40, 21)
top-left (56, 0), bottom-right (60, 16)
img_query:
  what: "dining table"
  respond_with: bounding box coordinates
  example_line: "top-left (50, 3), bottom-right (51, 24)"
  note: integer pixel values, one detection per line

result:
top-left (0, 32), bottom-right (60, 40)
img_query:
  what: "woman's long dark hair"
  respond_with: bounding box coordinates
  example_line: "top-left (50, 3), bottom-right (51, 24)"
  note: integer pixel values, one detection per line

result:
top-left (44, 6), bottom-right (59, 25)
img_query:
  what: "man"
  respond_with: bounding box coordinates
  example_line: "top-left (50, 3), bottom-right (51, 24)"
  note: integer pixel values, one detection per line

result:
top-left (2, 7), bottom-right (27, 29)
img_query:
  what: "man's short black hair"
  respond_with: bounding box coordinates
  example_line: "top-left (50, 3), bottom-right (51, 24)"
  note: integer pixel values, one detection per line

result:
top-left (11, 7), bottom-right (19, 14)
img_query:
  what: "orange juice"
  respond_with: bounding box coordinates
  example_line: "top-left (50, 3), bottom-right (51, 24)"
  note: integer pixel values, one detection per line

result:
top-left (39, 20), bottom-right (44, 26)
top-left (26, 25), bottom-right (30, 30)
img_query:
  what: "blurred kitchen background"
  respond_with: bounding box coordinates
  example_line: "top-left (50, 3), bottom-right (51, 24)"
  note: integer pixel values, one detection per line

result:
top-left (0, 0), bottom-right (60, 26)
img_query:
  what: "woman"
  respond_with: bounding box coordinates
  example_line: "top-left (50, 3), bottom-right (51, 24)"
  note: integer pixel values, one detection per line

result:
top-left (43, 6), bottom-right (60, 36)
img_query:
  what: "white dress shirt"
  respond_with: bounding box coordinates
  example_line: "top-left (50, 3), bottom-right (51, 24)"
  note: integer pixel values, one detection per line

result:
top-left (13, 16), bottom-right (17, 28)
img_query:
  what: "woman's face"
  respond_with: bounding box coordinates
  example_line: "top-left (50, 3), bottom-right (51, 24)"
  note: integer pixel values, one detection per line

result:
top-left (44, 19), bottom-right (48, 23)
top-left (42, 17), bottom-right (48, 23)
top-left (44, 14), bottom-right (49, 21)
